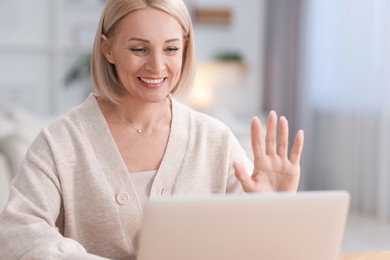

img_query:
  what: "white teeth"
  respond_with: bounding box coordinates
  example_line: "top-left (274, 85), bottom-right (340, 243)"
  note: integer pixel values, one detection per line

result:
top-left (140, 77), bottom-right (165, 84)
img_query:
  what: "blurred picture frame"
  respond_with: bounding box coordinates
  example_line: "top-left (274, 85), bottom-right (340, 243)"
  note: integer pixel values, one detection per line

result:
top-left (192, 6), bottom-right (232, 25)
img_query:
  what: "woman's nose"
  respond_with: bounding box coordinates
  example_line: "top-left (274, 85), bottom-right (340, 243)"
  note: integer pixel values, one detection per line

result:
top-left (144, 52), bottom-right (166, 73)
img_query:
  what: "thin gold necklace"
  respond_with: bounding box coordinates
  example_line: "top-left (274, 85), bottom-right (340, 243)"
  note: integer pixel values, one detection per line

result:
top-left (113, 100), bottom-right (170, 134)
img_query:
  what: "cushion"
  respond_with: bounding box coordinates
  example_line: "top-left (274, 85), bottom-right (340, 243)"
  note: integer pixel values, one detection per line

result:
top-left (0, 108), bottom-right (51, 178)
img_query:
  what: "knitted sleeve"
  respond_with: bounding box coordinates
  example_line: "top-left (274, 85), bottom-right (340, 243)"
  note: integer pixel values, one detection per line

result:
top-left (0, 132), bottom-right (109, 260)
top-left (226, 129), bottom-right (254, 194)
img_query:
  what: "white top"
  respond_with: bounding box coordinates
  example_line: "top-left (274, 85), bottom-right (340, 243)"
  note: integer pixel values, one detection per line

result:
top-left (130, 170), bottom-right (157, 206)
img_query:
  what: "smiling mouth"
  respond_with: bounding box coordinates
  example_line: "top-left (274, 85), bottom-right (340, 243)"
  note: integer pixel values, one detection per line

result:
top-left (139, 77), bottom-right (167, 84)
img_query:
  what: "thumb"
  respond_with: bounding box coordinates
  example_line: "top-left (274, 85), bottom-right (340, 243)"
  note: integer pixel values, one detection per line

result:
top-left (233, 161), bottom-right (254, 192)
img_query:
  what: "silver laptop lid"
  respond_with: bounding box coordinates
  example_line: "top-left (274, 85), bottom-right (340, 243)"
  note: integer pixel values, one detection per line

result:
top-left (137, 191), bottom-right (350, 260)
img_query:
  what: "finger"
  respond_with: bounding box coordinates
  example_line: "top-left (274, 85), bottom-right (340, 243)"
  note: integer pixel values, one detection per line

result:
top-left (233, 161), bottom-right (254, 192)
top-left (290, 130), bottom-right (304, 164)
top-left (251, 117), bottom-right (265, 159)
top-left (277, 116), bottom-right (289, 158)
top-left (265, 110), bottom-right (277, 155)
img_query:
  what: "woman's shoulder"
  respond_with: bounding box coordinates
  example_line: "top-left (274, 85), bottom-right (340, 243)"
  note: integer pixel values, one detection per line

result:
top-left (171, 98), bottom-right (250, 163)
top-left (172, 98), bottom-right (231, 132)
top-left (42, 94), bottom-right (101, 138)
top-left (55, 93), bottom-right (98, 122)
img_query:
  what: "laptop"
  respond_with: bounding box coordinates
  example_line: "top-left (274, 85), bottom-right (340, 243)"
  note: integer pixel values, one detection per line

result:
top-left (137, 191), bottom-right (350, 260)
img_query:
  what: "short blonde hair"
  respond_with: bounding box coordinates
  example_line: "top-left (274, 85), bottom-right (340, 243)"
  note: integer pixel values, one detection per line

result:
top-left (91, 0), bottom-right (196, 104)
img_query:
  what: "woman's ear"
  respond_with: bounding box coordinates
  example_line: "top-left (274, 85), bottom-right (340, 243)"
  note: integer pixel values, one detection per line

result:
top-left (101, 34), bottom-right (115, 64)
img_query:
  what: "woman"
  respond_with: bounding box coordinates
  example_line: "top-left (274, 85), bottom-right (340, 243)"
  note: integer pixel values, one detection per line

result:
top-left (0, 0), bottom-right (304, 259)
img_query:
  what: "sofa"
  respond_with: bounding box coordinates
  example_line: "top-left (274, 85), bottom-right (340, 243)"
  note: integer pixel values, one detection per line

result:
top-left (0, 109), bottom-right (50, 211)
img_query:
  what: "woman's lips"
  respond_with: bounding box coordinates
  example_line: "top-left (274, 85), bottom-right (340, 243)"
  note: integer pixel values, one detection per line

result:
top-left (138, 77), bottom-right (167, 88)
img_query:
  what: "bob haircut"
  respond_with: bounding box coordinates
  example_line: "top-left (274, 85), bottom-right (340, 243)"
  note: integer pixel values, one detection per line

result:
top-left (91, 0), bottom-right (196, 105)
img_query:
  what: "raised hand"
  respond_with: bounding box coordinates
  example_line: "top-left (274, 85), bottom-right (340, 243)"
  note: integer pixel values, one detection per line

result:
top-left (233, 111), bottom-right (304, 192)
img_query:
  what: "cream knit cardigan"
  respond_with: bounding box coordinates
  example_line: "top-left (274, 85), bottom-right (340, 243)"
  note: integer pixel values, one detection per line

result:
top-left (0, 94), bottom-right (253, 259)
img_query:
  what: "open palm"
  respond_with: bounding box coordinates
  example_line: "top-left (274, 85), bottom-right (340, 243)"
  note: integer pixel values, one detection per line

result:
top-left (233, 111), bottom-right (304, 192)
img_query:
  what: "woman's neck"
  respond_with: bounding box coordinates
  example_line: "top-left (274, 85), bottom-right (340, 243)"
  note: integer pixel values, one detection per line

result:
top-left (110, 95), bottom-right (171, 132)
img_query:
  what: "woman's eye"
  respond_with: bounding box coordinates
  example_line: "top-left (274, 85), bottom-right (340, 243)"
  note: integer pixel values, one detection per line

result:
top-left (129, 47), bottom-right (147, 55)
top-left (165, 47), bottom-right (179, 54)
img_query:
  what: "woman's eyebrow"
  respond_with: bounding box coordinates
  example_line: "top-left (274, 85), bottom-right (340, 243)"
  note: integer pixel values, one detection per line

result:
top-left (128, 37), bottom-right (148, 43)
top-left (166, 38), bottom-right (181, 43)
top-left (127, 37), bottom-right (181, 43)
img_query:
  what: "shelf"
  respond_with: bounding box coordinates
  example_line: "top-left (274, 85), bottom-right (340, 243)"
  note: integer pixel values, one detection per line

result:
top-left (0, 44), bottom-right (53, 54)
top-left (0, 0), bottom-right (104, 115)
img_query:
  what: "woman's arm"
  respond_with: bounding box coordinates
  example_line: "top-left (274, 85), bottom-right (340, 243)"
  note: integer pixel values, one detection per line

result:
top-left (0, 135), bottom-right (109, 260)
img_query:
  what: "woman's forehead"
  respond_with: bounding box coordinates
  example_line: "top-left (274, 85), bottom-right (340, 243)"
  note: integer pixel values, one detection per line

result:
top-left (115, 8), bottom-right (185, 41)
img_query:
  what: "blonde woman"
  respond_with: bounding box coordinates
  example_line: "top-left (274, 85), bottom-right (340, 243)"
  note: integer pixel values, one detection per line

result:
top-left (0, 0), bottom-right (304, 259)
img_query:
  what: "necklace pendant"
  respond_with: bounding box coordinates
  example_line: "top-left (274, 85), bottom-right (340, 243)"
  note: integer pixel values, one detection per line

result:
top-left (137, 129), bottom-right (142, 133)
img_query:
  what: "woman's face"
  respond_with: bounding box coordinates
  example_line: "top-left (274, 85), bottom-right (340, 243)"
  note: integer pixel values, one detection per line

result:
top-left (102, 8), bottom-right (184, 103)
